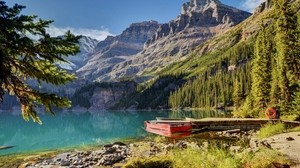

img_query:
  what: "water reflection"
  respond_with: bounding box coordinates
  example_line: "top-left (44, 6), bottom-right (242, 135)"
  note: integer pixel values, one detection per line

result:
top-left (168, 110), bottom-right (232, 119)
top-left (0, 111), bottom-right (167, 155)
top-left (0, 110), bottom-right (229, 155)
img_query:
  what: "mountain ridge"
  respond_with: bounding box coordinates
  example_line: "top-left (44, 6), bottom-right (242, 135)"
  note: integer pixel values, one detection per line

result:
top-left (95, 0), bottom-right (251, 82)
top-left (76, 21), bottom-right (160, 82)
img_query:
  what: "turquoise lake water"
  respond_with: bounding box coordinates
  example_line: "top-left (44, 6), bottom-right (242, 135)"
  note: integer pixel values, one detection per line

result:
top-left (0, 110), bottom-right (230, 155)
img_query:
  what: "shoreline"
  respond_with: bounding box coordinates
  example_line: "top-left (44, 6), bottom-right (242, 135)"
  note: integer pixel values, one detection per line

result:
top-left (1, 130), bottom-right (298, 168)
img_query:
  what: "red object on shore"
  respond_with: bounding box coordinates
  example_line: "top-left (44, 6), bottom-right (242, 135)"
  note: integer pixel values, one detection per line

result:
top-left (265, 107), bottom-right (277, 119)
top-left (144, 120), bottom-right (192, 138)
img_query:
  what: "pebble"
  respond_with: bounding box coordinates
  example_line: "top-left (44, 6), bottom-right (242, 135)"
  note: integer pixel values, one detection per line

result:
top-left (286, 137), bottom-right (295, 141)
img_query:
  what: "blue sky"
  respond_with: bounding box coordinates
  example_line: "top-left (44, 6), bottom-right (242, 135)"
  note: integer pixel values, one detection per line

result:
top-left (5, 0), bottom-right (263, 41)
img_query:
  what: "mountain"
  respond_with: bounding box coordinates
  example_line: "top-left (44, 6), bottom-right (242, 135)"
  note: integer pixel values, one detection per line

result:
top-left (148, 0), bottom-right (300, 112)
top-left (59, 36), bottom-right (99, 71)
top-left (111, 0), bottom-right (289, 110)
top-left (76, 21), bottom-right (160, 81)
top-left (101, 0), bottom-right (251, 82)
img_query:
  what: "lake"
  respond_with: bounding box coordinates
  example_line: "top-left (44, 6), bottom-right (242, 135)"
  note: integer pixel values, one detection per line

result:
top-left (0, 110), bottom-right (230, 155)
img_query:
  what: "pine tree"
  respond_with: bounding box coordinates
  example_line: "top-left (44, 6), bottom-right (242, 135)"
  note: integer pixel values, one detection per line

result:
top-left (292, 81), bottom-right (300, 116)
top-left (233, 78), bottom-right (243, 109)
top-left (250, 25), bottom-right (272, 112)
top-left (275, 0), bottom-right (300, 113)
top-left (0, 2), bottom-right (80, 123)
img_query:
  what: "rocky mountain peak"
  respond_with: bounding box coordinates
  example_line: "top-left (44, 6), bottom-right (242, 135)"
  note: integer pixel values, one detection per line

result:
top-left (181, 0), bottom-right (222, 15)
top-left (108, 0), bottom-right (252, 82)
top-left (146, 0), bottom-right (251, 47)
top-left (77, 0), bottom-right (251, 82)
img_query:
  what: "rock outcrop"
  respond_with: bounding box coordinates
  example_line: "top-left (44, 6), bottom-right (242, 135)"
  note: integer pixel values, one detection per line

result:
top-left (72, 81), bottom-right (136, 110)
top-left (253, 0), bottom-right (272, 14)
top-left (101, 0), bottom-right (252, 82)
top-left (76, 21), bottom-right (160, 82)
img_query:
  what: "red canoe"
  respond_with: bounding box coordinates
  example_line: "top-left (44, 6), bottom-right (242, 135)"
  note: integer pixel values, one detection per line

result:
top-left (144, 120), bottom-right (192, 138)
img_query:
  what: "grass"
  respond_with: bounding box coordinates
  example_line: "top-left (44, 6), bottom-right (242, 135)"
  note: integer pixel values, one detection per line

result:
top-left (0, 150), bottom-right (60, 168)
top-left (242, 148), bottom-right (289, 168)
top-left (257, 119), bottom-right (300, 139)
top-left (280, 114), bottom-right (300, 121)
top-left (171, 147), bottom-right (241, 168)
top-left (124, 145), bottom-right (289, 168)
top-left (124, 157), bottom-right (173, 168)
top-left (257, 123), bottom-right (286, 139)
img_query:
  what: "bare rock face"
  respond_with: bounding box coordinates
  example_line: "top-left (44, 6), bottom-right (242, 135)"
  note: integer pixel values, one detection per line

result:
top-left (89, 82), bottom-right (136, 110)
top-left (253, 0), bottom-right (272, 14)
top-left (76, 21), bottom-right (160, 82)
top-left (102, 0), bottom-right (252, 82)
top-left (72, 81), bottom-right (136, 110)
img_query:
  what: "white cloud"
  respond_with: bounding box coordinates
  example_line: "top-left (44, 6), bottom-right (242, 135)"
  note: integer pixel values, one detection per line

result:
top-left (46, 26), bottom-right (113, 41)
top-left (241, 0), bottom-right (264, 12)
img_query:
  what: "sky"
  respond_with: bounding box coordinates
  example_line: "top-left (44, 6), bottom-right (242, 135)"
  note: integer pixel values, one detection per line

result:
top-left (5, 0), bottom-right (264, 41)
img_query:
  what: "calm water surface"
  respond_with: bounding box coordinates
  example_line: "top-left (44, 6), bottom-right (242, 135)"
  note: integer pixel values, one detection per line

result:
top-left (0, 110), bottom-right (230, 155)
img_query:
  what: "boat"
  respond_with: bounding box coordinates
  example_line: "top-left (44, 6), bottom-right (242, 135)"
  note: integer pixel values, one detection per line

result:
top-left (144, 120), bottom-right (192, 138)
top-left (156, 117), bottom-right (185, 121)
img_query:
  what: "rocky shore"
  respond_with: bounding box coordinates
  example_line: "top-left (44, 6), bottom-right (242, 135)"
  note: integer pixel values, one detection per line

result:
top-left (20, 129), bottom-right (298, 168)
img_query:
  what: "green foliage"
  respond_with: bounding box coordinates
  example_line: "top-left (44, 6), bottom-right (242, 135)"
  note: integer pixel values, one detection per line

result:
top-left (233, 78), bottom-right (243, 108)
top-left (292, 81), bottom-right (300, 116)
top-left (170, 148), bottom-right (241, 168)
top-left (0, 1), bottom-right (80, 123)
top-left (152, 0), bottom-right (300, 117)
top-left (257, 123), bottom-right (286, 139)
top-left (234, 93), bottom-right (257, 118)
top-left (124, 157), bottom-right (173, 168)
top-left (275, 0), bottom-right (300, 113)
top-left (251, 25), bottom-right (273, 112)
top-left (113, 74), bottom-right (186, 109)
top-left (242, 148), bottom-right (289, 168)
top-left (168, 41), bottom-right (253, 109)
top-left (126, 144), bottom-right (289, 168)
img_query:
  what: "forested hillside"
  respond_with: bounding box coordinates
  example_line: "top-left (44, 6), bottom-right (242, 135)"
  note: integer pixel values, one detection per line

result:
top-left (167, 0), bottom-right (300, 117)
top-left (69, 0), bottom-right (300, 115)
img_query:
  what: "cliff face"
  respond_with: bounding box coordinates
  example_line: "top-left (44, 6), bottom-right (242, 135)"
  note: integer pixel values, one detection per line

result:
top-left (76, 21), bottom-right (160, 82)
top-left (146, 0), bottom-right (250, 46)
top-left (72, 81), bottom-right (136, 110)
top-left (89, 82), bottom-right (135, 110)
top-left (102, 0), bottom-right (252, 82)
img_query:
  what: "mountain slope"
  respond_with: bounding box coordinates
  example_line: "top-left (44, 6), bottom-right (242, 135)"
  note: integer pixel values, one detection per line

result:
top-left (112, 0), bottom-right (283, 110)
top-left (59, 36), bottom-right (99, 71)
top-left (165, 0), bottom-right (300, 110)
top-left (76, 21), bottom-right (160, 82)
top-left (104, 0), bottom-right (251, 82)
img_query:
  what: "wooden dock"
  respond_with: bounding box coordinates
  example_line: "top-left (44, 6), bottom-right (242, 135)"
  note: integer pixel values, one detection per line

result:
top-left (145, 117), bottom-right (300, 138)
top-left (153, 118), bottom-right (300, 132)
top-left (190, 118), bottom-right (300, 131)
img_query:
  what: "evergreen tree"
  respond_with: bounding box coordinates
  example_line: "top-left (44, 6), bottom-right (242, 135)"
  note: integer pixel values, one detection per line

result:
top-left (0, 2), bottom-right (80, 123)
top-left (292, 81), bottom-right (300, 116)
top-left (233, 78), bottom-right (243, 108)
top-left (275, 0), bottom-right (300, 113)
top-left (270, 56), bottom-right (281, 106)
top-left (250, 25), bottom-right (272, 112)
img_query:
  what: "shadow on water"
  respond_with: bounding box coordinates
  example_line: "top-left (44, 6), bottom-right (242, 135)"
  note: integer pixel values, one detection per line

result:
top-left (168, 110), bottom-right (232, 119)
